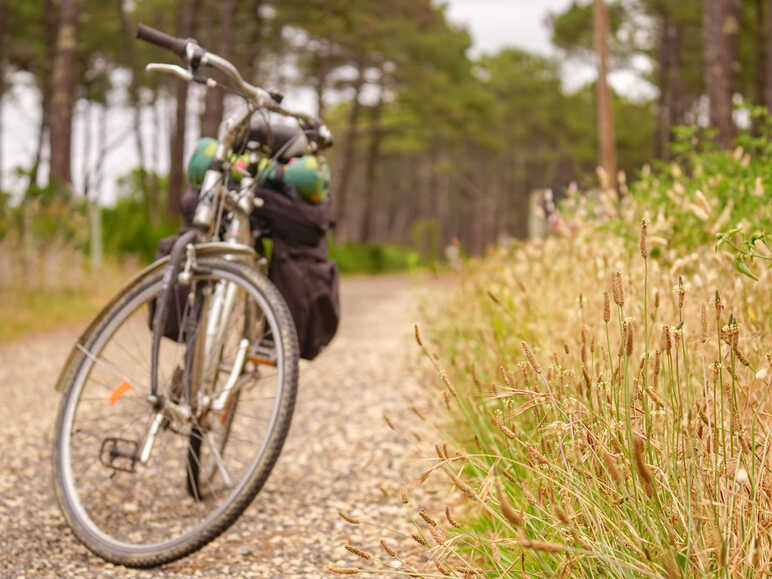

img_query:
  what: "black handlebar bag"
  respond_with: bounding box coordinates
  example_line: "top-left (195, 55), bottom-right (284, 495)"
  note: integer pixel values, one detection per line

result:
top-left (252, 188), bottom-right (340, 360)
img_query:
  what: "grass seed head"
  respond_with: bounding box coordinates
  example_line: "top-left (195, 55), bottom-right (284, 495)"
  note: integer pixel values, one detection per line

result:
top-left (603, 291), bottom-right (611, 323)
top-left (429, 524), bottom-right (447, 545)
top-left (383, 413), bottom-right (395, 430)
top-left (380, 539), bottom-right (399, 559)
top-left (329, 566), bottom-right (360, 575)
top-left (411, 532), bottom-right (428, 546)
top-left (344, 544), bottom-right (373, 561)
top-left (661, 325), bottom-right (672, 352)
top-left (640, 217), bottom-right (648, 259)
top-left (445, 505), bottom-right (461, 528)
top-left (419, 508), bottom-right (438, 527)
top-left (414, 323), bottom-right (423, 346)
top-left (554, 505), bottom-right (570, 525)
top-left (625, 318), bottom-right (634, 357)
top-left (494, 411), bottom-right (517, 439)
top-left (443, 466), bottom-right (477, 498)
top-left (633, 434), bottom-right (654, 497)
top-left (338, 509), bottom-right (360, 525)
top-left (497, 484), bottom-right (523, 527)
top-left (521, 341), bottom-right (542, 374)
top-left (734, 345), bottom-right (751, 368)
top-left (612, 272), bottom-right (625, 306)
top-left (603, 451), bottom-right (622, 485)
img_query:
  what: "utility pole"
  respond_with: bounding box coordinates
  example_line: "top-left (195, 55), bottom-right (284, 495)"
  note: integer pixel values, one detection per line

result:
top-left (594, 0), bottom-right (617, 189)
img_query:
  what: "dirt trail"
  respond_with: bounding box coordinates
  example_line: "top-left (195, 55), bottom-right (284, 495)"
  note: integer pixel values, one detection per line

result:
top-left (0, 275), bottom-right (434, 578)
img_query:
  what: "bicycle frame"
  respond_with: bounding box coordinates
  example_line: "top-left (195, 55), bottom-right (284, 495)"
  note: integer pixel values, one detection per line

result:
top-left (70, 23), bottom-right (329, 464)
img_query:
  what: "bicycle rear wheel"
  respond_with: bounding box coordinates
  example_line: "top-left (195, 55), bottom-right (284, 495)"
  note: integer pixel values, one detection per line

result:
top-left (52, 257), bottom-right (298, 567)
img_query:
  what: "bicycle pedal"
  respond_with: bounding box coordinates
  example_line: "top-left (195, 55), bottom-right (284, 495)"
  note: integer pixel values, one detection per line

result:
top-left (100, 437), bottom-right (139, 473)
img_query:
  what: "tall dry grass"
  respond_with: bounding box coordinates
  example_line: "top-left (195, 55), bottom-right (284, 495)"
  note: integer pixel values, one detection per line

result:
top-left (0, 236), bottom-right (138, 341)
top-left (333, 186), bottom-right (772, 576)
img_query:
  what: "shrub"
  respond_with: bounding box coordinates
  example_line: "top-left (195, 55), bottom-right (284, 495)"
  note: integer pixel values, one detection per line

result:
top-left (329, 240), bottom-right (422, 274)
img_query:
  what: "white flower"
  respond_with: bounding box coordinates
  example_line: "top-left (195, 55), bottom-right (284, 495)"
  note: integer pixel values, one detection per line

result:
top-left (756, 368), bottom-right (768, 380)
top-left (735, 468), bottom-right (749, 485)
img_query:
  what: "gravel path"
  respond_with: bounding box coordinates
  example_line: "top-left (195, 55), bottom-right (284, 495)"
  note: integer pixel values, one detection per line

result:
top-left (0, 275), bottom-right (435, 578)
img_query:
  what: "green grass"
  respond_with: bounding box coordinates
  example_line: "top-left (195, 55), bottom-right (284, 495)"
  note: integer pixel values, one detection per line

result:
top-left (0, 270), bottom-right (131, 343)
top-left (329, 240), bottom-right (423, 274)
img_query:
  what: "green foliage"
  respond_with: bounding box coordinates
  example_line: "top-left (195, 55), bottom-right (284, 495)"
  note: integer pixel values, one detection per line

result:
top-left (548, 0), bottom-right (628, 57)
top-left (0, 172), bottom-right (89, 248)
top-left (328, 240), bottom-right (421, 274)
top-left (102, 170), bottom-right (178, 263)
top-left (628, 118), bottom-right (772, 252)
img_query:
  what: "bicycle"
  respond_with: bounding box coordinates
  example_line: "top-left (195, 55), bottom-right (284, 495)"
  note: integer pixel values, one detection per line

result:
top-left (51, 24), bottom-right (333, 568)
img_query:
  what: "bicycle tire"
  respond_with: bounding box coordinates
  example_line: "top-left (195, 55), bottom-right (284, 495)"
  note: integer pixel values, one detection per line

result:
top-left (52, 257), bottom-right (298, 567)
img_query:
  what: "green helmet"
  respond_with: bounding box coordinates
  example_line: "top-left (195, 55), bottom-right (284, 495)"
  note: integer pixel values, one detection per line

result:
top-left (281, 155), bottom-right (331, 204)
top-left (186, 138), bottom-right (219, 187)
top-left (187, 137), bottom-right (330, 205)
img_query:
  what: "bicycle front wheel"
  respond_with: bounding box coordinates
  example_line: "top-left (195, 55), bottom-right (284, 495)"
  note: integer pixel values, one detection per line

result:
top-left (52, 257), bottom-right (298, 567)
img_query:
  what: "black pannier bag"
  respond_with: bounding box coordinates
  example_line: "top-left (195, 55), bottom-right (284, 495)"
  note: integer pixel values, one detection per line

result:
top-left (252, 187), bottom-right (340, 360)
top-left (152, 187), bottom-right (340, 361)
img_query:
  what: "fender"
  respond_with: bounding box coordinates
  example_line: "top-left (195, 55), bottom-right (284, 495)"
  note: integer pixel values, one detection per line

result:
top-left (54, 242), bottom-right (256, 392)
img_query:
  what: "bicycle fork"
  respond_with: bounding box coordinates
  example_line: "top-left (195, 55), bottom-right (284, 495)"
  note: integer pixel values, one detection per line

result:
top-left (140, 278), bottom-right (249, 465)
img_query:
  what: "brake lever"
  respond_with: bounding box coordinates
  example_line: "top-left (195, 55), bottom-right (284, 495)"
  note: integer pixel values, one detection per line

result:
top-left (145, 63), bottom-right (217, 88)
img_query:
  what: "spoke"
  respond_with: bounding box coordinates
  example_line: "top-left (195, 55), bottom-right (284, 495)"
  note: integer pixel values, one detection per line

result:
top-left (72, 409), bottom-right (151, 431)
top-left (205, 431), bottom-right (233, 488)
top-left (76, 344), bottom-right (149, 392)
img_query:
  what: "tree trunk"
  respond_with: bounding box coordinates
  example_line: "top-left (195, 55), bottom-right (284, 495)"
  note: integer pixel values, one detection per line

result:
top-left (89, 104), bottom-right (107, 268)
top-left (201, 0), bottom-right (236, 137)
top-left (0, 0), bottom-right (6, 192)
top-left (80, 99), bottom-right (92, 198)
top-left (766, 0), bottom-right (772, 111)
top-left (117, 0), bottom-right (149, 206)
top-left (168, 0), bottom-right (202, 218)
top-left (49, 0), bottom-right (79, 188)
top-left (333, 61), bottom-right (365, 238)
top-left (655, 9), bottom-right (685, 159)
top-left (704, 0), bottom-right (739, 149)
top-left (359, 95), bottom-right (384, 242)
top-left (756, 0), bottom-right (767, 109)
top-left (28, 0), bottom-right (57, 191)
top-left (246, 0), bottom-right (264, 84)
top-left (593, 0), bottom-right (617, 188)
top-left (314, 42), bottom-right (331, 119)
top-left (150, 87), bottom-right (162, 214)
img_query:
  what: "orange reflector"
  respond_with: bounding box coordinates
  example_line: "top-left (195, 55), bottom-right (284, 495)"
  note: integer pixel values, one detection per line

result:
top-left (221, 394), bottom-right (234, 425)
top-left (110, 381), bottom-right (132, 404)
top-left (248, 356), bottom-right (276, 367)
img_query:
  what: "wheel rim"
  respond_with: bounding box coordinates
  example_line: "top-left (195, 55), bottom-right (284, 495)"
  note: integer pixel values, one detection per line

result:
top-left (57, 267), bottom-right (288, 553)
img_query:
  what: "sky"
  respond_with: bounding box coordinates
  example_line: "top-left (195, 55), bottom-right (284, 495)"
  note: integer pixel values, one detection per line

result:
top-left (445, 0), bottom-right (574, 57)
top-left (1, 1), bottom-right (648, 203)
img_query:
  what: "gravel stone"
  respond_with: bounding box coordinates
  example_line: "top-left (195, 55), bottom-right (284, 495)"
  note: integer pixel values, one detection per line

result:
top-left (0, 275), bottom-right (435, 577)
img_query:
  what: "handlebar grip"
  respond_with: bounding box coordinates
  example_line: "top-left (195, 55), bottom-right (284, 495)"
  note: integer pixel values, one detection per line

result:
top-left (136, 24), bottom-right (188, 58)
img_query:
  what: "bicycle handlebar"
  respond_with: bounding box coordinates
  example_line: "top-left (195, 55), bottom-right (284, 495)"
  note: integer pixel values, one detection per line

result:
top-left (136, 23), bottom-right (331, 148)
top-left (136, 24), bottom-right (190, 58)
